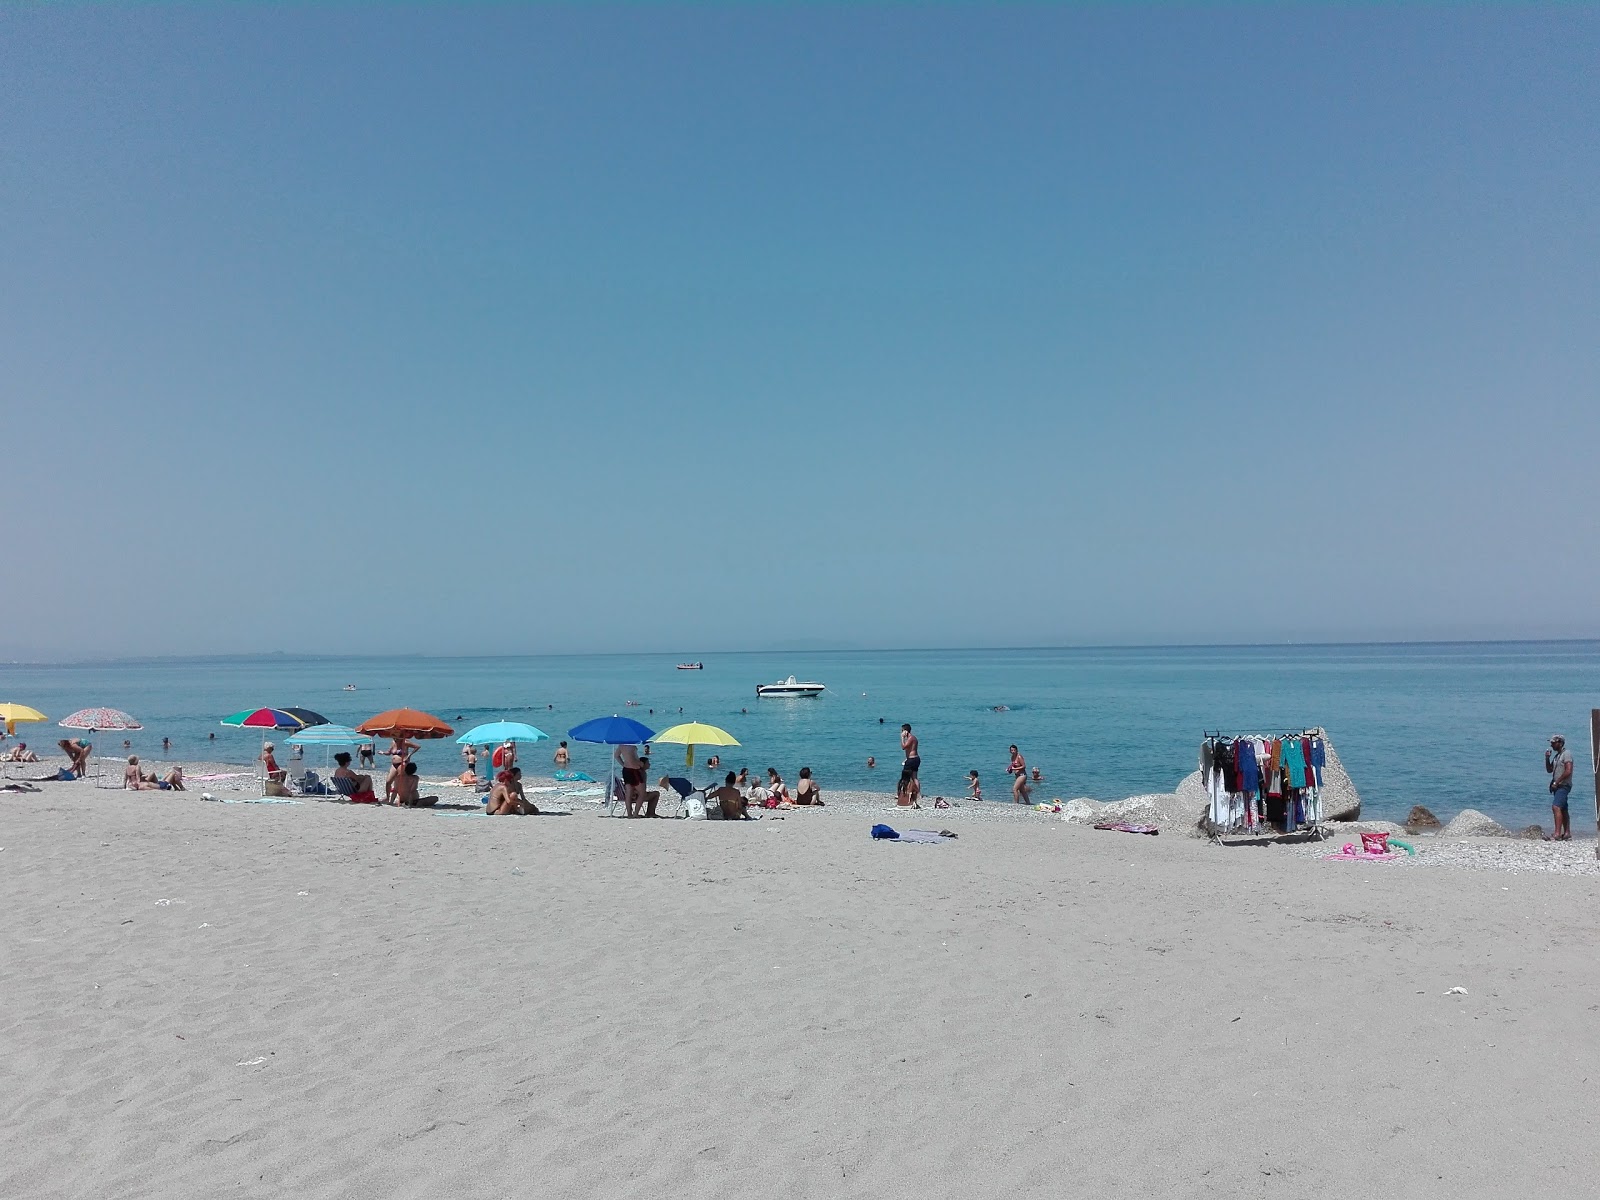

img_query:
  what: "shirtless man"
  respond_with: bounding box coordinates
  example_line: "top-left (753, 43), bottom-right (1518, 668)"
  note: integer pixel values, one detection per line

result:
top-left (707, 772), bottom-right (747, 820)
top-left (394, 761), bottom-right (439, 808)
top-left (616, 742), bottom-right (644, 815)
top-left (487, 766), bottom-right (537, 815)
top-left (898, 724), bottom-right (921, 808)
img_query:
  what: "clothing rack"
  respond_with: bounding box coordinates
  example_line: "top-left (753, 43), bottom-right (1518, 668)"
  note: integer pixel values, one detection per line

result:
top-left (1199, 727), bottom-right (1329, 844)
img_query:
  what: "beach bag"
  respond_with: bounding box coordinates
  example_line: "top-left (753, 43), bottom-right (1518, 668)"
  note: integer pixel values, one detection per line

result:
top-left (684, 795), bottom-right (707, 820)
top-left (871, 823), bottom-right (900, 840)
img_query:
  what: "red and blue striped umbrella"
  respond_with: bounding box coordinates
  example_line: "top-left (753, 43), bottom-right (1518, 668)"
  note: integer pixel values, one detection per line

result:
top-left (221, 707), bottom-right (313, 731)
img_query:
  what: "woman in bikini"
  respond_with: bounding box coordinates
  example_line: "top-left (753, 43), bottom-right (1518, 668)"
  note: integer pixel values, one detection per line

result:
top-left (1008, 745), bottom-right (1030, 804)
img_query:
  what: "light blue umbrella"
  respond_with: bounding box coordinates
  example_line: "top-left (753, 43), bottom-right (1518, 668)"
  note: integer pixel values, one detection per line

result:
top-left (284, 723), bottom-right (366, 780)
top-left (456, 721), bottom-right (550, 745)
top-left (285, 724), bottom-right (365, 746)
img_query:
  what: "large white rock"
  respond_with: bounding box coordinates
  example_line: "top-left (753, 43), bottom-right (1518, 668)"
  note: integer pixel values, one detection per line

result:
top-left (1440, 809), bottom-right (1510, 838)
top-left (1317, 736), bottom-right (1362, 822)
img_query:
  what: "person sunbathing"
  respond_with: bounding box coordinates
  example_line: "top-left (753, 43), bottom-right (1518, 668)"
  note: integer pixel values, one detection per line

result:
top-left (486, 766), bottom-right (537, 815)
top-left (793, 767), bottom-right (824, 806)
top-left (3, 742), bottom-right (39, 762)
top-left (394, 761), bottom-right (439, 808)
top-left (260, 743), bottom-right (287, 785)
top-left (332, 753), bottom-right (375, 797)
top-left (124, 756), bottom-right (159, 791)
top-left (164, 765), bottom-right (186, 791)
top-left (707, 772), bottom-right (747, 820)
top-left (766, 768), bottom-right (794, 807)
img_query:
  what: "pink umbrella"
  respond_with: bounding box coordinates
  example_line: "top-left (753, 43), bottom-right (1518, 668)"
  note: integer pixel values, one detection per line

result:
top-left (59, 708), bottom-right (143, 732)
top-left (58, 708), bottom-right (142, 786)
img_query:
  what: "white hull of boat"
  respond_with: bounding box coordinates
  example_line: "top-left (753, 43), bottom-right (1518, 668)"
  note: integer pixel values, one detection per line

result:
top-left (756, 676), bottom-right (825, 698)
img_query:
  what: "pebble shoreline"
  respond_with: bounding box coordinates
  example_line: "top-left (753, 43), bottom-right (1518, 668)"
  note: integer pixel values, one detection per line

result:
top-left (14, 754), bottom-right (1596, 877)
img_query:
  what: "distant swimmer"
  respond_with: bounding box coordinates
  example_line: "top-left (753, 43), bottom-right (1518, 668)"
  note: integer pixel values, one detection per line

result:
top-left (867, 756), bottom-right (876, 769)
top-left (992, 705), bottom-right (1009, 712)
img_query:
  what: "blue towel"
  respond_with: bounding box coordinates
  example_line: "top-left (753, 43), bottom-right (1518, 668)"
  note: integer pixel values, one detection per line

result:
top-left (553, 770), bottom-right (595, 782)
top-left (871, 823), bottom-right (900, 840)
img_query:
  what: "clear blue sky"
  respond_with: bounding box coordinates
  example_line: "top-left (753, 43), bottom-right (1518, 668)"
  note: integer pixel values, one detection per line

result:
top-left (3, 5), bottom-right (1596, 659)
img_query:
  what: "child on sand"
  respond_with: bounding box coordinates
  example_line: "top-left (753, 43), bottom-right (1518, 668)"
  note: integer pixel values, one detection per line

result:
top-left (967, 770), bottom-right (983, 801)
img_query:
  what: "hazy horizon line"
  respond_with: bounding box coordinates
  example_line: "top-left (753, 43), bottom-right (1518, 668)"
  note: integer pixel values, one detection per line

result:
top-left (5, 637), bottom-right (1599, 670)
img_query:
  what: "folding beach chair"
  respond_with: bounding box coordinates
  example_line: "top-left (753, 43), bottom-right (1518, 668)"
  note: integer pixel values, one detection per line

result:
top-left (664, 776), bottom-right (709, 818)
top-left (604, 773), bottom-right (628, 817)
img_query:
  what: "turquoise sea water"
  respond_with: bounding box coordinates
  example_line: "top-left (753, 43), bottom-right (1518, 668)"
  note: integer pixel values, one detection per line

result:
top-left (4, 643), bottom-right (1598, 827)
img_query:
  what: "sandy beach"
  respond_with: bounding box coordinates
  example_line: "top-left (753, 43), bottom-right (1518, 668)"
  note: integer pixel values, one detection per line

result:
top-left (3, 767), bottom-right (1597, 1200)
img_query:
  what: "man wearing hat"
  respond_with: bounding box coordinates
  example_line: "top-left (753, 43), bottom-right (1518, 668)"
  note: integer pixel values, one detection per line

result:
top-left (1544, 735), bottom-right (1574, 841)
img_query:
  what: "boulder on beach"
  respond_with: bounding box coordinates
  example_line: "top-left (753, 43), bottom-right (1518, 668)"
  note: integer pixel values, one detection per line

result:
top-left (1441, 809), bottom-right (1509, 838)
top-left (1059, 794), bottom-right (1176, 828)
top-left (1405, 805), bottom-right (1443, 834)
top-left (1517, 825), bottom-right (1548, 841)
top-left (1317, 736), bottom-right (1361, 821)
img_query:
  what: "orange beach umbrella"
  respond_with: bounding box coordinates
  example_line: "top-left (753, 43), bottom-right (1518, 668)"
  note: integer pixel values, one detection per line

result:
top-left (356, 709), bottom-right (455, 740)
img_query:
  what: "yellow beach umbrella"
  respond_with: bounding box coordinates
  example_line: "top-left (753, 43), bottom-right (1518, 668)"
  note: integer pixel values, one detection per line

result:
top-left (650, 721), bottom-right (740, 769)
top-left (0, 702), bottom-right (47, 737)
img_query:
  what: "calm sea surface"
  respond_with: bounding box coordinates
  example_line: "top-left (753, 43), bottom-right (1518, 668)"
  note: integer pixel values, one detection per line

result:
top-left (4, 643), bottom-right (1598, 827)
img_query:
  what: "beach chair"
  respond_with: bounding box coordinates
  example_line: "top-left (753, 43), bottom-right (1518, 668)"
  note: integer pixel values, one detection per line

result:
top-left (330, 774), bottom-right (378, 804)
top-left (604, 773), bottom-right (627, 817)
top-left (663, 776), bottom-right (709, 818)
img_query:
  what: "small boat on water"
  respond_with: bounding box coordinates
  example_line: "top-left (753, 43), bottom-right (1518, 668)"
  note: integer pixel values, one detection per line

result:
top-left (676, 662), bottom-right (704, 670)
top-left (343, 684), bottom-right (357, 691)
top-left (756, 675), bottom-right (825, 698)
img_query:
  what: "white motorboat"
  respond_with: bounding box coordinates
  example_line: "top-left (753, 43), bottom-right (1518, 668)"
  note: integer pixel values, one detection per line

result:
top-left (756, 675), bottom-right (825, 698)
top-left (676, 662), bottom-right (704, 670)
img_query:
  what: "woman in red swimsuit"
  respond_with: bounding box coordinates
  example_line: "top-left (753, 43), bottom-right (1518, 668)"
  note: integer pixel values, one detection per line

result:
top-left (1007, 745), bottom-right (1031, 804)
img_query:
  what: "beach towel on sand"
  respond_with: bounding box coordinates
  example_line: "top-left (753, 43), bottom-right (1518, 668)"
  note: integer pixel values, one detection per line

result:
top-left (872, 825), bottom-right (953, 844)
top-left (553, 771), bottom-right (595, 782)
top-left (1093, 822), bottom-right (1159, 835)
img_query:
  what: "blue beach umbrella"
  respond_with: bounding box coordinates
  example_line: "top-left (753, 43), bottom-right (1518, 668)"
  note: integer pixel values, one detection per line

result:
top-left (567, 715), bottom-right (655, 746)
top-left (568, 715), bottom-right (656, 810)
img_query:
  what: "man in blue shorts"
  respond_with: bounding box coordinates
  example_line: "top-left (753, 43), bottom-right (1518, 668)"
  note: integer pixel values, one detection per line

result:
top-left (1545, 734), bottom-right (1574, 840)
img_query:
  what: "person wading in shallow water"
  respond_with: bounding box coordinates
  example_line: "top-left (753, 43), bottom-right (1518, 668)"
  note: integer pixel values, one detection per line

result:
top-left (897, 724), bottom-right (921, 808)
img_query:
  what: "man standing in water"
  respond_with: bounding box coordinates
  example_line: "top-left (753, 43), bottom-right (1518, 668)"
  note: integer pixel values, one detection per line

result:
top-left (1545, 734), bottom-right (1574, 840)
top-left (898, 723), bottom-right (921, 808)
